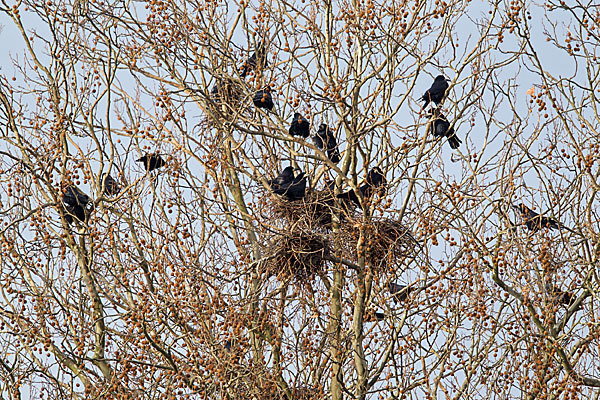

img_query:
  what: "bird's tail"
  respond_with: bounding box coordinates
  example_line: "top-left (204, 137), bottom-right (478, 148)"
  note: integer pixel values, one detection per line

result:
top-left (447, 134), bottom-right (462, 150)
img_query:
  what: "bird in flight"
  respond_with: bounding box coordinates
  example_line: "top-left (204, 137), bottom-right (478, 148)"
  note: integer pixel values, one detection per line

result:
top-left (427, 112), bottom-right (461, 149)
top-left (289, 113), bottom-right (310, 138)
top-left (136, 153), bottom-right (166, 173)
top-left (422, 75), bottom-right (450, 109)
top-left (314, 124), bottom-right (341, 163)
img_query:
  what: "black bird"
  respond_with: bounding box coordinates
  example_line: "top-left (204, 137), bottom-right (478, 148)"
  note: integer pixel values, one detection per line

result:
top-left (268, 167), bottom-right (306, 201)
top-left (101, 173), bottom-right (120, 196)
top-left (365, 309), bottom-right (386, 322)
top-left (514, 204), bottom-right (559, 232)
top-left (314, 124), bottom-right (341, 163)
top-left (268, 166), bottom-right (295, 188)
top-left (62, 185), bottom-right (91, 223)
top-left (136, 153), bottom-right (166, 173)
top-left (546, 284), bottom-right (581, 311)
top-left (240, 44), bottom-right (266, 78)
top-left (388, 282), bottom-right (413, 303)
top-left (337, 167), bottom-right (386, 209)
top-left (428, 112), bottom-right (462, 150)
top-left (253, 89), bottom-right (274, 111)
top-left (289, 113), bottom-right (310, 138)
top-left (422, 75), bottom-right (450, 109)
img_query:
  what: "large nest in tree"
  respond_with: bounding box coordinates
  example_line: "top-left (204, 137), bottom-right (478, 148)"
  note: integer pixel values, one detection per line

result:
top-left (262, 231), bottom-right (330, 282)
top-left (337, 218), bottom-right (417, 273)
top-left (264, 188), bottom-right (356, 231)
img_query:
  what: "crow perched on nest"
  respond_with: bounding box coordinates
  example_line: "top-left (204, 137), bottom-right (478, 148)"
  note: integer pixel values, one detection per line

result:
top-left (513, 204), bottom-right (559, 232)
top-left (239, 43), bottom-right (266, 78)
top-left (422, 75), bottom-right (449, 109)
top-left (101, 173), bottom-right (120, 196)
top-left (289, 113), bottom-right (310, 138)
top-left (253, 89), bottom-right (274, 111)
top-left (268, 167), bottom-right (306, 201)
top-left (337, 167), bottom-right (387, 208)
top-left (388, 282), bottom-right (413, 303)
top-left (314, 124), bottom-right (341, 163)
top-left (62, 185), bottom-right (92, 224)
top-left (427, 112), bottom-right (462, 150)
top-left (136, 153), bottom-right (166, 173)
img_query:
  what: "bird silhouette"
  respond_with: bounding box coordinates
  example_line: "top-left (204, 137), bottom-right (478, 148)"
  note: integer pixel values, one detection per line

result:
top-left (546, 283), bottom-right (581, 311)
top-left (289, 113), bottom-right (310, 138)
top-left (136, 153), bottom-right (166, 173)
top-left (337, 167), bottom-right (386, 209)
top-left (62, 185), bottom-right (92, 224)
top-left (314, 124), bottom-right (341, 163)
top-left (240, 43), bottom-right (266, 78)
top-left (253, 89), bottom-right (274, 111)
top-left (422, 75), bottom-right (449, 109)
top-left (388, 282), bottom-right (412, 303)
top-left (268, 167), bottom-right (306, 201)
top-left (428, 112), bottom-right (461, 149)
top-left (101, 173), bottom-right (120, 196)
top-left (513, 204), bottom-right (559, 232)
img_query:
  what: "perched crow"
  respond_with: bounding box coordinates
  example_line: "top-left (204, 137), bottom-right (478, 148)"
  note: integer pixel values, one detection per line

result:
top-left (428, 112), bottom-right (462, 150)
top-left (546, 284), bottom-right (581, 311)
top-left (314, 124), bottom-right (341, 163)
top-left (388, 282), bottom-right (412, 303)
top-left (337, 167), bottom-right (387, 209)
top-left (62, 185), bottom-right (91, 223)
top-left (240, 44), bottom-right (266, 78)
top-left (289, 113), bottom-right (310, 138)
top-left (253, 89), bottom-right (274, 111)
top-left (268, 166), bottom-right (295, 188)
top-left (365, 309), bottom-right (386, 322)
top-left (422, 75), bottom-right (449, 109)
top-left (102, 173), bottom-right (120, 196)
top-left (268, 167), bottom-right (306, 201)
top-left (514, 204), bottom-right (559, 232)
top-left (136, 153), bottom-right (166, 173)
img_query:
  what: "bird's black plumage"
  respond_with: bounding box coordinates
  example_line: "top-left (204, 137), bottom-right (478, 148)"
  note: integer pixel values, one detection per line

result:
top-left (314, 124), bottom-right (341, 163)
top-left (428, 113), bottom-right (462, 149)
top-left (336, 167), bottom-right (386, 209)
top-left (240, 44), bottom-right (266, 78)
top-left (136, 153), bottom-right (166, 172)
top-left (253, 90), bottom-right (274, 111)
top-left (289, 113), bottom-right (310, 138)
top-left (62, 185), bottom-right (91, 224)
top-left (514, 204), bottom-right (559, 232)
top-left (268, 167), bottom-right (306, 201)
top-left (388, 282), bottom-right (412, 303)
top-left (102, 173), bottom-right (120, 196)
top-left (546, 284), bottom-right (580, 311)
top-left (422, 75), bottom-right (449, 109)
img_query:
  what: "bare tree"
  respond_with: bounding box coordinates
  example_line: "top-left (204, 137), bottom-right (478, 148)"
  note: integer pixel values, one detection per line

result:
top-left (0, 0), bottom-right (599, 399)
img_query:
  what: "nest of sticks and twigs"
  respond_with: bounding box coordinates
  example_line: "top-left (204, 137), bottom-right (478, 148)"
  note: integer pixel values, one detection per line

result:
top-left (265, 188), bottom-right (356, 231)
top-left (262, 231), bottom-right (330, 283)
top-left (336, 218), bottom-right (417, 273)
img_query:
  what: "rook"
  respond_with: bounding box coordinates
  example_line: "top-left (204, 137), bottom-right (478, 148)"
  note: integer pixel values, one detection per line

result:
top-left (136, 153), bottom-right (166, 173)
top-left (422, 75), bottom-right (450, 109)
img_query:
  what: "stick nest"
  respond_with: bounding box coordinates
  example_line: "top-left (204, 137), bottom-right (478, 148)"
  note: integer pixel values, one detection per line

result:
top-left (337, 218), bottom-right (417, 272)
top-left (265, 188), bottom-right (354, 231)
top-left (262, 231), bottom-right (330, 282)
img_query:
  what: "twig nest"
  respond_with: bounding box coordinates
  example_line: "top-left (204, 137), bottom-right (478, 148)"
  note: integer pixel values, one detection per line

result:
top-left (265, 188), bottom-right (355, 230)
top-left (262, 231), bottom-right (330, 283)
